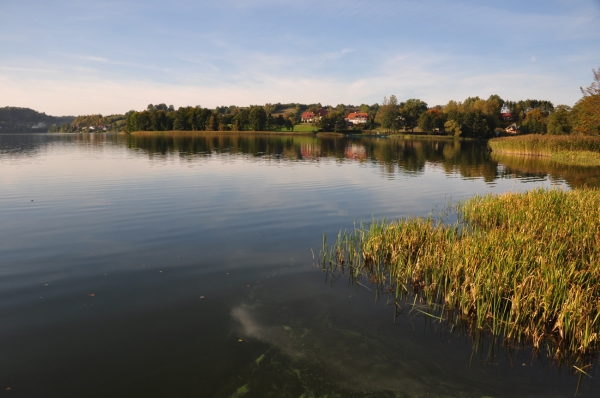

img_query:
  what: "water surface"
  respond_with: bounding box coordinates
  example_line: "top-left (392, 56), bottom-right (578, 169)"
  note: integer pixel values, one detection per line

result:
top-left (1, 132), bottom-right (598, 397)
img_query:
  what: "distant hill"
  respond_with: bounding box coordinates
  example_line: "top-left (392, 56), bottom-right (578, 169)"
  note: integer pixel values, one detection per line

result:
top-left (0, 107), bottom-right (75, 133)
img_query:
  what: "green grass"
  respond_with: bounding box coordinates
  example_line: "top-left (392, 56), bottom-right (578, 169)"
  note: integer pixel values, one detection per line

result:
top-left (293, 124), bottom-right (318, 132)
top-left (489, 135), bottom-right (600, 166)
top-left (320, 188), bottom-right (600, 367)
top-left (316, 132), bottom-right (345, 137)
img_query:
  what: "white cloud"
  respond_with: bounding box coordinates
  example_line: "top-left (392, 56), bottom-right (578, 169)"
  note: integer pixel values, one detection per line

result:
top-left (2, 0), bottom-right (598, 114)
top-left (0, 49), bottom-right (586, 116)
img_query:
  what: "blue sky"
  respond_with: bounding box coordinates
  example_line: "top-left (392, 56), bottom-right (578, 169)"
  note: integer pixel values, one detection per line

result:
top-left (1, 0), bottom-right (599, 116)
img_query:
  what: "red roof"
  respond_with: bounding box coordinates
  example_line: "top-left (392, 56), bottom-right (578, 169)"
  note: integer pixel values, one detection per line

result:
top-left (316, 109), bottom-right (329, 116)
top-left (346, 112), bottom-right (369, 120)
top-left (301, 111), bottom-right (315, 119)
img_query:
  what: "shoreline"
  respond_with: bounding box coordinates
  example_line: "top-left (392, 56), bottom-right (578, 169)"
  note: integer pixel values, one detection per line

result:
top-left (128, 130), bottom-right (316, 137)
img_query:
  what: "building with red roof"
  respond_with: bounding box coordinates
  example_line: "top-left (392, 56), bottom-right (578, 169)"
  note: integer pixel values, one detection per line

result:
top-left (301, 108), bottom-right (329, 123)
top-left (301, 111), bottom-right (315, 123)
top-left (345, 112), bottom-right (369, 125)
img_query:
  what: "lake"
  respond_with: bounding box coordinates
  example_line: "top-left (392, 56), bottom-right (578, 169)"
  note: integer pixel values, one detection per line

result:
top-left (1, 132), bottom-right (599, 397)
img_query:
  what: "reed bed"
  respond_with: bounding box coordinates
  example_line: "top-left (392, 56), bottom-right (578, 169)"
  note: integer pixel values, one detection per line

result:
top-left (320, 188), bottom-right (600, 367)
top-left (489, 135), bottom-right (600, 166)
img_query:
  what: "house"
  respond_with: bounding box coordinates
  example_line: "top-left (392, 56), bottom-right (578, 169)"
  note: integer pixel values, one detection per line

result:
top-left (301, 111), bottom-right (315, 123)
top-left (505, 123), bottom-right (519, 134)
top-left (501, 113), bottom-right (513, 122)
top-left (345, 112), bottom-right (369, 125)
top-left (301, 108), bottom-right (329, 123)
top-left (315, 109), bottom-right (329, 118)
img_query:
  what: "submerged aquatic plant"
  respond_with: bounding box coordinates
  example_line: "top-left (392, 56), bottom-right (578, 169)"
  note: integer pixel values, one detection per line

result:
top-left (319, 188), bottom-right (600, 371)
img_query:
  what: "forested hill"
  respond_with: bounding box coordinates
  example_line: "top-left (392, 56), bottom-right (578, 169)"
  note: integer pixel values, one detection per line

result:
top-left (0, 107), bottom-right (75, 132)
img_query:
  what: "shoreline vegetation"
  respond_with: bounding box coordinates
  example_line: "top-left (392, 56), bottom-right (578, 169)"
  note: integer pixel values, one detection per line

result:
top-left (489, 135), bottom-right (600, 167)
top-left (119, 67), bottom-right (598, 138)
top-left (320, 188), bottom-right (600, 371)
top-left (129, 130), bottom-right (316, 137)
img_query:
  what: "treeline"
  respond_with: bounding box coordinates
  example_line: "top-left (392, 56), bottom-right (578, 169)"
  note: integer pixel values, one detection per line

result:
top-left (377, 68), bottom-right (600, 137)
top-left (122, 66), bottom-right (599, 137)
top-left (371, 95), bottom-right (560, 138)
top-left (0, 107), bottom-right (75, 132)
top-left (125, 103), bottom-right (294, 132)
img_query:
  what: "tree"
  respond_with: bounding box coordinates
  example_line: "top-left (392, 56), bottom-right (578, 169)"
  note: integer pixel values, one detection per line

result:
top-left (316, 111), bottom-right (347, 132)
top-left (274, 115), bottom-right (285, 131)
top-left (173, 107), bottom-right (191, 130)
top-left (571, 67), bottom-right (600, 135)
top-left (263, 103), bottom-right (275, 115)
top-left (192, 107), bottom-right (211, 131)
top-left (521, 108), bottom-right (548, 134)
top-left (284, 118), bottom-right (294, 131)
top-left (547, 105), bottom-right (572, 135)
top-left (444, 120), bottom-right (462, 137)
top-left (418, 108), bottom-right (445, 134)
top-left (581, 67), bottom-right (600, 97)
top-left (571, 95), bottom-right (600, 136)
top-left (205, 113), bottom-right (219, 131)
top-left (151, 110), bottom-right (168, 131)
top-left (400, 99), bottom-right (428, 132)
top-left (249, 107), bottom-right (267, 131)
top-left (234, 109), bottom-right (250, 130)
top-left (376, 95), bottom-right (400, 132)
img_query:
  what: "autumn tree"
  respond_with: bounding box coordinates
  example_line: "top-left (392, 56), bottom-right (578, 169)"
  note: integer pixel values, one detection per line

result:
top-left (444, 120), bottom-right (462, 137)
top-left (521, 108), bottom-right (549, 134)
top-left (571, 67), bottom-right (600, 135)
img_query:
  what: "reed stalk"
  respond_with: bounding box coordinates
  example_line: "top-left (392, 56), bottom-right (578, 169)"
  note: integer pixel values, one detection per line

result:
top-left (320, 188), bottom-right (600, 367)
top-left (489, 135), bottom-right (600, 167)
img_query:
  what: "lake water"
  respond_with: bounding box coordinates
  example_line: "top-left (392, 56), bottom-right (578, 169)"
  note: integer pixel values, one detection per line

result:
top-left (1, 132), bottom-right (599, 397)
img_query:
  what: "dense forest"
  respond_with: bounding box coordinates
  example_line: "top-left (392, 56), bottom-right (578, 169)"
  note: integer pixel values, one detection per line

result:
top-left (124, 103), bottom-right (302, 133)
top-left (0, 107), bottom-right (75, 133)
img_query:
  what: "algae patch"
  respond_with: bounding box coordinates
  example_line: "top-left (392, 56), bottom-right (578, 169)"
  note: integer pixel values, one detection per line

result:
top-left (229, 384), bottom-right (249, 398)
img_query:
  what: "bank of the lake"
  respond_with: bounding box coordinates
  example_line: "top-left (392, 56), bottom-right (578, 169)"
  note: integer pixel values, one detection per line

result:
top-left (322, 187), bottom-right (600, 371)
top-left (129, 129), bottom-right (316, 136)
top-left (489, 135), bottom-right (600, 167)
